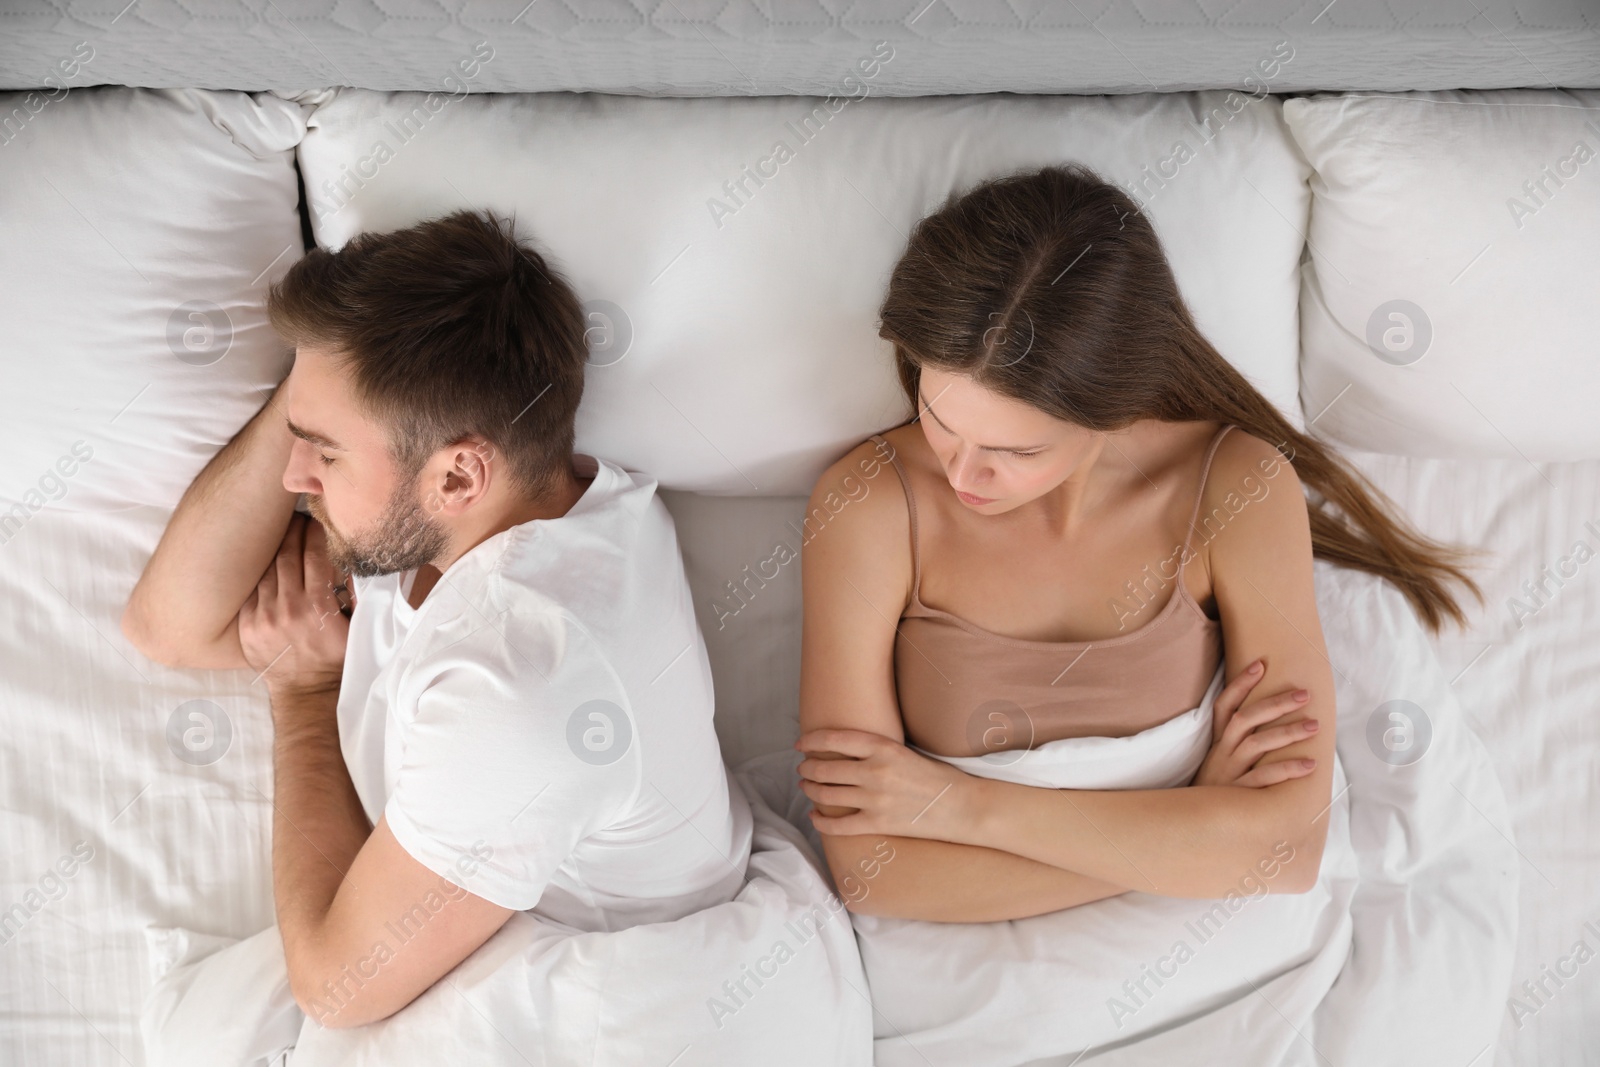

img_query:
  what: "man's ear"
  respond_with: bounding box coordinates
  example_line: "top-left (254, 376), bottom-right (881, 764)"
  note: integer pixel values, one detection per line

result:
top-left (420, 436), bottom-right (497, 517)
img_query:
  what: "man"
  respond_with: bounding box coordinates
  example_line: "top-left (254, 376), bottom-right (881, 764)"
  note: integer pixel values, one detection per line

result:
top-left (122, 209), bottom-right (748, 1031)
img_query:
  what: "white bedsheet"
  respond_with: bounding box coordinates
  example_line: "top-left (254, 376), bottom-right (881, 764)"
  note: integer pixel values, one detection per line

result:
top-left (2, 448), bottom-right (1594, 1065)
top-left (1336, 449), bottom-right (1600, 1067)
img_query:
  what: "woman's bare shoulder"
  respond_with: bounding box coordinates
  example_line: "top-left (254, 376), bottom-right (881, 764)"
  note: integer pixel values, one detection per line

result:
top-left (1211, 425), bottom-right (1302, 494)
top-left (1196, 424), bottom-right (1309, 549)
top-left (802, 426), bottom-right (922, 581)
top-left (807, 424), bottom-right (924, 515)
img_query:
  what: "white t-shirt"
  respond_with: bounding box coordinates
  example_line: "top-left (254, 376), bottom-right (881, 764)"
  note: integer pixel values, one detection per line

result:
top-left (335, 453), bottom-right (751, 931)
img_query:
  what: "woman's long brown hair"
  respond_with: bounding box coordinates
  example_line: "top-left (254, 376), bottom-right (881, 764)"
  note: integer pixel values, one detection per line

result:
top-left (877, 163), bottom-right (1483, 634)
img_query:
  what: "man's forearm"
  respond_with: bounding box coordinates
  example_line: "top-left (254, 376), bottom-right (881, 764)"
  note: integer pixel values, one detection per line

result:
top-left (822, 829), bottom-right (1128, 923)
top-left (270, 686), bottom-right (373, 994)
top-left (122, 385), bottom-right (300, 667)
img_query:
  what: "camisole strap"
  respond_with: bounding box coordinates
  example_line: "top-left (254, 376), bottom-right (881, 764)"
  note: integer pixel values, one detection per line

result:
top-left (869, 434), bottom-right (922, 600)
top-left (872, 425), bottom-right (1234, 603)
top-left (1180, 424), bottom-right (1237, 558)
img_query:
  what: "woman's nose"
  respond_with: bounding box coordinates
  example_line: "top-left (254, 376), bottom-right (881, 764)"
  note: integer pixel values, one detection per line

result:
top-left (947, 445), bottom-right (987, 490)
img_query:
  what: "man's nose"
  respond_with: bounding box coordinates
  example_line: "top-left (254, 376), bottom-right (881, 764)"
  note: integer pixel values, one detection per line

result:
top-left (282, 446), bottom-right (321, 495)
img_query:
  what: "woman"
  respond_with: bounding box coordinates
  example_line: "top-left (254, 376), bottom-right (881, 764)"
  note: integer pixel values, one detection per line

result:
top-left (795, 163), bottom-right (1481, 922)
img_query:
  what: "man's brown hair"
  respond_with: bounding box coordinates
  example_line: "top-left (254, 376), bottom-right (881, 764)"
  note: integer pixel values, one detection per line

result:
top-left (267, 208), bottom-right (588, 501)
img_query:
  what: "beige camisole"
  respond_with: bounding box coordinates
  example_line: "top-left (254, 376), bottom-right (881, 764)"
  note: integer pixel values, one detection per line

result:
top-left (875, 424), bottom-right (1234, 758)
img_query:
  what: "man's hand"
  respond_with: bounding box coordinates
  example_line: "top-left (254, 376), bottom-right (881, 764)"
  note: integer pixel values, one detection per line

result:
top-left (241, 513), bottom-right (350, 704)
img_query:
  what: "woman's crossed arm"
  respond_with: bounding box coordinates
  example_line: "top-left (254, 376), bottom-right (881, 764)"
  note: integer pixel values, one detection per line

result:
top-left (797, 434), bottom-right (1333, 918)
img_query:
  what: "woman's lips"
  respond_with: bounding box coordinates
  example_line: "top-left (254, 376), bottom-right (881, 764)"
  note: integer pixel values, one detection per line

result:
top-left (955, 490), bottom-right (995, 505)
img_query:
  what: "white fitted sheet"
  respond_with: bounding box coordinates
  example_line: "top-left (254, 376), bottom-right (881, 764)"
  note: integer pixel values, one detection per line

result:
top-left (1334, 448), bottom-right (1600, 1066)
top-left (0, 503), bottom-right (277, 1065)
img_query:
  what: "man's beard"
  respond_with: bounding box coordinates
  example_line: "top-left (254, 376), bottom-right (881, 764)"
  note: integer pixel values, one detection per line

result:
top-left (304, 473), bottom-right (450, 579)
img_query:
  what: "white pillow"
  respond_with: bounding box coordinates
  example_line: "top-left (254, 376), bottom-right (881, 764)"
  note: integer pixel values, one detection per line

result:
top-left (0, 87), bottom-right (306, 515)
top-left (1285, 89), bottom-right (1600, 459)
top-left (299, 88), bottom-right (1309, 494)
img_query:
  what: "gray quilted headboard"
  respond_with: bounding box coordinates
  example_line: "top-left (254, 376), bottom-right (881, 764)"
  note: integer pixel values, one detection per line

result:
top-left (1, 0), bottom-right (1596, 95)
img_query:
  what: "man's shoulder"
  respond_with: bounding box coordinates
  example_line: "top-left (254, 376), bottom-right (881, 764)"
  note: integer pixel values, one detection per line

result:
top-left (409, 454), bottom-right (689, 683)
top-left (532, 454), bottom-right (669, 554)
top-left (506, 455), bottom-right (681, 582)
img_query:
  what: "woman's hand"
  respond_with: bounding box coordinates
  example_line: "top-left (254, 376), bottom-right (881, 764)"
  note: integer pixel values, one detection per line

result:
top-left (796, 657), bottom-right (1320, 841)
top-left (794, 729), bottom-right (979, 843)
top-left (1190, 658), bottom-right (1319, 788)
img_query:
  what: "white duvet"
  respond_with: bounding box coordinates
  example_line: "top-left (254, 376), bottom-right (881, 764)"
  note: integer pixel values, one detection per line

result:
top-left (842, 667), bottom-right (1358, 1066)
top-left (748, 559), bottom-right (1519, 1066)
top-left (140, 764), bottom-right (875, 1066)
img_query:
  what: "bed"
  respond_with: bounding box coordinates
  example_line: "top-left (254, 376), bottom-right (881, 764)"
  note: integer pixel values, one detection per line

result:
top-left (2, 3), bottom-right (1597, 1064)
